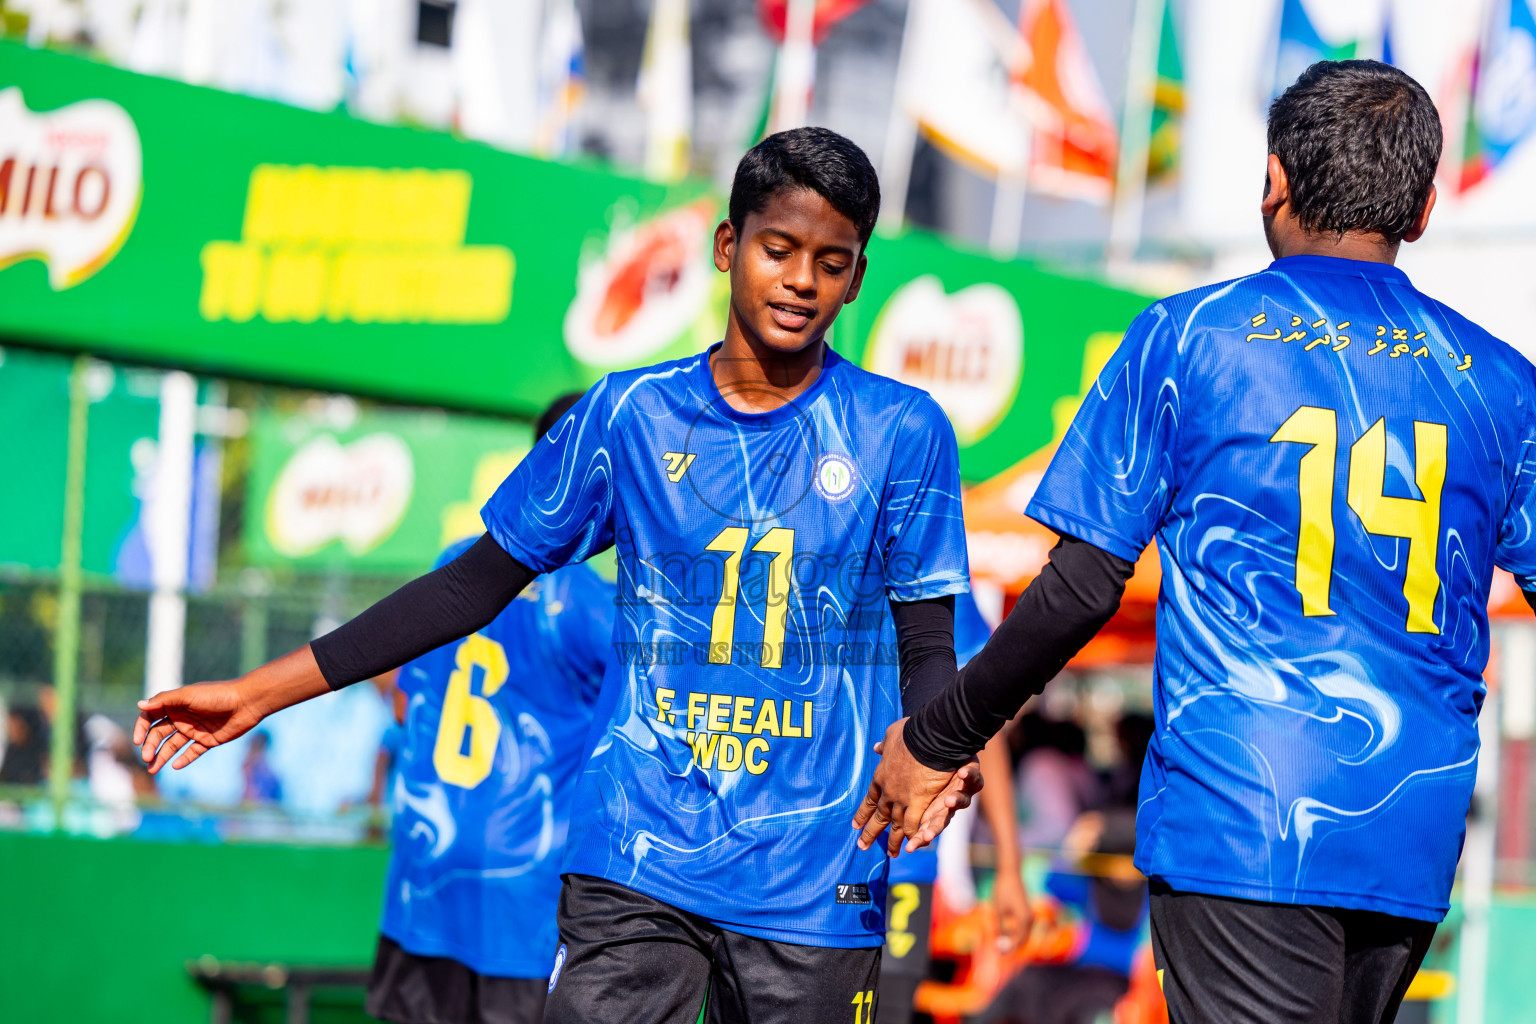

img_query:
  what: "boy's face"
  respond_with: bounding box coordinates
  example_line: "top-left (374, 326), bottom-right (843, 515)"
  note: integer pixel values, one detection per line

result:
top-left (714, 187), bottom-right (867, 357)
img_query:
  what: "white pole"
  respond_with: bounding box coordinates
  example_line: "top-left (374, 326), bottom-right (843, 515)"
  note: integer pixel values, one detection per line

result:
top-left (772, 0), bottom-right (818, 133)
top-left (1457, 637), bottom-right (1509, 1024)
top-left (144, 371), bottom-right (197, 698)
top-left (877, 0), bottom-right (923, 234)
top-left (1107, 0), bottom-right (1164, 266)
top-left (989, 173), bottom-right (1027, 259)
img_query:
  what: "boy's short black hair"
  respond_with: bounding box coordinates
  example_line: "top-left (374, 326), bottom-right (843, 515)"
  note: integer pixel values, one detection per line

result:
top-left (728, 127), bottom-right (881, 246)
top-left (535, 391), bottom-right (585, 444)
top-left (1267, 60), bottom-right (1441, 244)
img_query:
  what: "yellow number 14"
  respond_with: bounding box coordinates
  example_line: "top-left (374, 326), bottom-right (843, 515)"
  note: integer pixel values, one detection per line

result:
top-left (1270, 406), bottom-right (1446, 634)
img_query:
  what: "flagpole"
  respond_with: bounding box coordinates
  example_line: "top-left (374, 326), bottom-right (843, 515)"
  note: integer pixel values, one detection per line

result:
top-left (877, 0), bottom-right (923, 233)
top-left (1107, 0), bottom-right (1164, 266)
top-left (772, 0), bottom-right (818, 131)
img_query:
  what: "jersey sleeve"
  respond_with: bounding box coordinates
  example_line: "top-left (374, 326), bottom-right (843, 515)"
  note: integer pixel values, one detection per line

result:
top-left (482, 382), bottom-right (617, 573)
top-left (879, 394), bottom-right (972, 603)
top-left (1027, 303), bottom-right (1181, 562)
top-left (1495, 372), bottom-right (1536, 590)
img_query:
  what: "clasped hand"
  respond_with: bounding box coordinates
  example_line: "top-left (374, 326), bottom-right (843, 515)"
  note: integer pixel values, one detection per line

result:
top-left (852, 717), bottom-right (983, 856)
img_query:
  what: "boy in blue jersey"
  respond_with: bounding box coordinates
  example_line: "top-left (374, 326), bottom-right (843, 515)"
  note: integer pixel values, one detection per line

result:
top-left (860, 60), bottom-right (1536, 1024)
top-left (134, 128), bottom-right (980, 1024)
top-left (367, 394), bottom-right (613, 1024)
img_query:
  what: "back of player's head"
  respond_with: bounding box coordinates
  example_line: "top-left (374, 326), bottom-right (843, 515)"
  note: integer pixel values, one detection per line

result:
top-left (728, 127), bottom-right (881, 247)
top-left (1268, 60), bottom-right (1441, 244)
top-left (535, 391), bottom-right (586, 444)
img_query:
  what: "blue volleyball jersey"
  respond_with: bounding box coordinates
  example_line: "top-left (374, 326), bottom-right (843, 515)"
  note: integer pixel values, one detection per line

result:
top-left (1030, 255), bottom-right (1536, 922)
top-left (380, 548), bottom-right (614, 977)
top-left (889, 589), bottom-right (994, 887)
top-left (481, 343), bottom-right (970, 947)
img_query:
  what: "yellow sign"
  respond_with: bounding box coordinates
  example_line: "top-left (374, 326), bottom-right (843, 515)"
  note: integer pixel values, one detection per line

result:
top-left (200, 165), bottom-right (514, 325)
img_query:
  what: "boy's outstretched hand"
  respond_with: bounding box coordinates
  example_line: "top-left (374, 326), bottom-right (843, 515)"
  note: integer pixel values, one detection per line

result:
top-left (134, 681), bottom-right (262, 773)
top-left (134, 644), bottom-right (331, 773)
top-left (852, 717), bottom-right (983, 855)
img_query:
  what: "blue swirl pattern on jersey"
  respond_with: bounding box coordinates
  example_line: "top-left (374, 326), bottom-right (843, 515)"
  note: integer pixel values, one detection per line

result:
top-left (380, 546), bottom-right (614, 977)
top-left (482, 344), bottom-right (971, 947)
top-left (1029, 255), bottom-right (1536, 921)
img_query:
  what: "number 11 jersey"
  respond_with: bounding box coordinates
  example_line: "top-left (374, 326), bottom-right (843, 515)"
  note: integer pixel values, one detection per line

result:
top-left (1030, 254), bottom-right (1536, 922)
top-left (481, 344), bottom-right (970, 948)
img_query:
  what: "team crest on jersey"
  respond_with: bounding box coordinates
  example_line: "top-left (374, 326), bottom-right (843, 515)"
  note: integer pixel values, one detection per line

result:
top-left (548, 943), bottom-right (568, 993)
top-left (814, 453), bottom-right (858, 503)
top-left (661, 451), bottom-right (697, 483)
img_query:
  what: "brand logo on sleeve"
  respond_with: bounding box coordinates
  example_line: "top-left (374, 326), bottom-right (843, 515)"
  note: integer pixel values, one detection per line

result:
top-left (835, 883), bottom-right (871, 905)
top-left (662, 450), bottom-right (697, 482)
top-left (548, 943), bottom-right (568, 993)
top-left (814, 453), bottom-right (857, 503)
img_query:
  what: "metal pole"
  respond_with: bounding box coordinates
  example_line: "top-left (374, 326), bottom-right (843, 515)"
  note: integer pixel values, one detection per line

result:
top-left (1457, 637), bottom-right (1507, 1024)
top-left (48, 354), bottom-right (90, 822)
top-left (989, 176), bottom-right (1026, 259)
top-left (877, 0), bottom-right (923, 234)
top-left (144, 371), bottom-right (197, 698)
top-left (1107, 0), bottom-right (1164, 266)
top-left (771, 0), bottom-right (818, 133)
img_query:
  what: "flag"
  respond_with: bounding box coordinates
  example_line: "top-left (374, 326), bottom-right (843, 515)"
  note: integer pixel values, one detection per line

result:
top-left (1270, 0), bottom-right (1358, 101)
top-left (1147, 0), bottom-right (1183, 182)
top-left (1460, 0), bottom-right (1536, 192)
top-left (894, 0), bottom-right (1033, 179)
top-left (534, 0), bottom-right (586, 158)
top-left (758, 0), bottom-right (873, 44)
top-left (639, 0), bottom-right (692, 181)
top-left (1015, 0), bottom-right (1118, 201)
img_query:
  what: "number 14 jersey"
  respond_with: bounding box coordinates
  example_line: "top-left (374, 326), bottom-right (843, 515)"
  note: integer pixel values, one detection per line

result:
top-left (482, 345), bottom-right (970, 948)
top-left (1030, 254), bottom-right (1536, 921)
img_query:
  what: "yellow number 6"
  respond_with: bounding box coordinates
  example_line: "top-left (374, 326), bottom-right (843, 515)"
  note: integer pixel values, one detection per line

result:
top-left (432, 633), bottom-right (510, 788)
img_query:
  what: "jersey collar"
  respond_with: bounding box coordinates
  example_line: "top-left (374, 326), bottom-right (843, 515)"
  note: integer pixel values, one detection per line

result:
top-left (1267, 254), bottom-right (1413, 286)
top-left (696, 341), bottom-right (841, 427)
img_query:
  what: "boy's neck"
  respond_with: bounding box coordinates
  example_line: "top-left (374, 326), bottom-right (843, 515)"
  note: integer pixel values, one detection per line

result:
top-left (1269, 225), bottom-right (1400, 265)
top-left (711, 321), bottom-right (827, 415)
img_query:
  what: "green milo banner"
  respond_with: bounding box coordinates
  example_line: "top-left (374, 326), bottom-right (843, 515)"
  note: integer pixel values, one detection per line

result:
top-left (0, 42), bottom-right (1153, 489)
top-left (244, 406), bottom-right (532, 571)
top-left (834, 231), bottom-right (1152, 483)
top-left (0, 42), bottom-right (719, 418)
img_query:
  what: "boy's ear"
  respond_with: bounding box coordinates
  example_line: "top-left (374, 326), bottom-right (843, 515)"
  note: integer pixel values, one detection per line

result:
top-left (1402, 184), bottom-right (1437, 245)
top-left (842, 253), bottom-right (869, 306)
top-left (1260, 154), bottom-right (1289, 219)
top-left (713, 219), bottom-right (736, 273)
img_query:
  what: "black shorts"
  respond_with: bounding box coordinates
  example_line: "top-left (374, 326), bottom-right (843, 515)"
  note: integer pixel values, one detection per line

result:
top-left (875, 880), bottom-right (933, 1024)
top-left (544, 874), bottom-right (883, 1024)
top-left (1149, 882), bottom-right (1437, 1024)
top-left (366, 934), bottom-right (547, 1024)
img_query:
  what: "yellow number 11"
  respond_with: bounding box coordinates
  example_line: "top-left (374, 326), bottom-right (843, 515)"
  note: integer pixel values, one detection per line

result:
top-left (705, 526), bottom-right (795, 667)
top-left (1269, 406), bottom-right (1446, 634)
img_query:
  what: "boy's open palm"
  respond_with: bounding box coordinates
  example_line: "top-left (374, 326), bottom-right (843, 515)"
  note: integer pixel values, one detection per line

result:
top-left (134, 681), bottom-right (263, 773)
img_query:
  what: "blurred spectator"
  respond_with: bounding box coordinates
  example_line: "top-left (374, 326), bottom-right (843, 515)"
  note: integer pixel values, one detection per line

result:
top-left (0, 705), bottom-right (48, 785)
top-left (257, 672), bottom-right (394, 817)
top-left (83, 713), bottom-right (142, 832)
top-left (241, 732), bottom-right (282, 805)
top-left (1100, 713), bottom-right (1155, 810)
top-left (1013, 713), bottom-right (1098, 851)
top-left (976, 810), bottom-right (1148, 1024)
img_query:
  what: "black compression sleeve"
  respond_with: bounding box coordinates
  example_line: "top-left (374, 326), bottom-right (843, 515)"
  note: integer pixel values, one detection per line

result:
top-left (890, 595), bottom-right (956, 717)
top-left (1525, 588), bottom-right (1536, 617)
top-left (903, 535), bottom-right (1135, 771)
top-left (310, 533), bottom-right (536, 689)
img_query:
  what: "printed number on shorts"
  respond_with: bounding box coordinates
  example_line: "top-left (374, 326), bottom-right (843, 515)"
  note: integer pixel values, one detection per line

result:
top-left (851, 989), bottom-right (876, 1024)
top-left (1270, 406), bottom-right (1447, 633)
top-left (704, 526), bottom-right (795, 667)
top-left (432, 633), bottom-right (509, 788)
